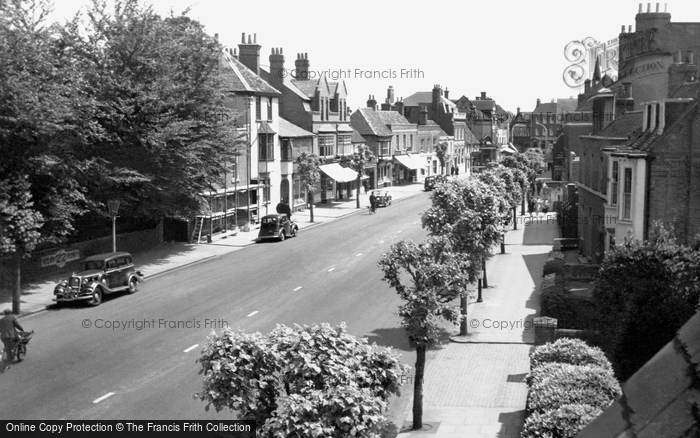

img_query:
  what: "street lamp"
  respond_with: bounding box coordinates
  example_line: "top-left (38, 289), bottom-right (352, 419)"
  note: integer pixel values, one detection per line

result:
top-left (476, 270), bottom-right (484, 303)
top-left (107, 200), bottom-right (120, 253)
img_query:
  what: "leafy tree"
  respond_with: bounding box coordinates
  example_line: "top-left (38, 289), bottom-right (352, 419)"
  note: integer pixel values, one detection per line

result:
top-left (378, 236), bottom-right (473, 430)
top-left (341, 144), bottom-right (375, 209)
top-left (59, 0), bottom-right (240, 223)
top-left (435, 142), bottom-right (450, 175)
top-left (194, 322), bottom-right (409, 437)
top-left (593, 223), bottom-right (700, 379)
top-left (296, 152), bottom-right (321, 222)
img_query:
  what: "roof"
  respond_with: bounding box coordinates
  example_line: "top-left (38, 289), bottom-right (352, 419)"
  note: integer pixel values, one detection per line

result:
top-left (595, 110), bottom-right (643, 139)
top-left (278, 117), bottom-right (315, 138)
top-left (291, 79), bottom-right (320, 98)
top-left (533, 101), bottom-right (557, 114)
top-left (351, 129), bottom-right (366, 144)
top-left (577, 310), bottom-right (700, 438)
top-left (556, 98), bottom-right (579, 114)
top-left (472, 99), bottom-right (496, 112)
top-left (219, 50), bottom-right (280, 96)
top-left (259, 68), bottom-right (310, 101)
top-left (464, 127), bottom-right (479, 144)
top-left (376, 110), bottom-right (412, 126)
top-left (418, 124), bottom-right (448, 137)
top-left (402, 92), bottom-right (433, 107)
top-left (82, 252), bottom-right (131, 262)
top-left (351, 107), bottom-right (393, 137)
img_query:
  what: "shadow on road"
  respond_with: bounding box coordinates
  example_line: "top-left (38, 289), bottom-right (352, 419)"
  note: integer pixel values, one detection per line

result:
top-left (365, 326), bottom-right (453, 352)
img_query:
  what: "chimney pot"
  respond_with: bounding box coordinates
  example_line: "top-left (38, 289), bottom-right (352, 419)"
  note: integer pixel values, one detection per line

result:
top-left (647, 3), bottom-right (651, 13)
top-left (674, 50), bottom-right (682, 63)
top-left (214, 33), bottom-right (219, 40)
top-left (656, 2), bottom-right (659, 12)
top-left (241, 32), bottom-right (245, 43)
top-left (254, 33), bottom-right (257, 43)
top-left (687, 50), bottom-right (694, 64)
top-left (638, 3), bottom-right (642, 13)
top-left (247, 34), bottom-right (251, 44)
top-left (621, 25), bottom-right (625, 33)
top-left (629, 25), bottom-right (633, 32)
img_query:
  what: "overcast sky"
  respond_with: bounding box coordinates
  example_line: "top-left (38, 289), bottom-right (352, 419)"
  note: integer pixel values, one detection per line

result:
top-left (49, 0), bottom-right (700, 114)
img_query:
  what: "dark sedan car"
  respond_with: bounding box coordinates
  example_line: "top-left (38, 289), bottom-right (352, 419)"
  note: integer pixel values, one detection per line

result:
top-left (371, 190), bottom-right (392, 207)
top-left (424, 175), bottom-right (447, 191)
top-left (257, 214), bottom-right (299, 242)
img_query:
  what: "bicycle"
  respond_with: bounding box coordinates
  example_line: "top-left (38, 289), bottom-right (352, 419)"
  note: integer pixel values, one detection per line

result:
top-left (10, 330), bottom-right (34, 362)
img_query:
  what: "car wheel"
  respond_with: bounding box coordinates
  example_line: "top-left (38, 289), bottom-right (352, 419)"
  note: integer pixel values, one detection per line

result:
top-left (16, 343), bottom-right (26, 362)
top-left (278, 230), bottom-right (286, 241)
top-left (127, 277), bottom-right (138, 294)
top-left (88, 287), bottom-right (102, 307)
top-left (290, 226), bottom-right (298, 237)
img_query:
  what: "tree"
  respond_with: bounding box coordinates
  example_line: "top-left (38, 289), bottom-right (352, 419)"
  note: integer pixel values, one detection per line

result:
top-left (59, 0), bottom-right (240, 223)
top-left (341, 144), bottom-right (375, 209)
top-left (593, 223), bottom-right (700, 379)
top-left (296, 152), bottom-right (321, 222)
top-left (194, 322), bottom-right (409, 437)
top-left (435, 142), bottom-right (450, 175)
top-left (378, 236), bottom-right (473, 430)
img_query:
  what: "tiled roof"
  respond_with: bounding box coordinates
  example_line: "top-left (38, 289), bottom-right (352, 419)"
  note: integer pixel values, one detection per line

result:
top-left (376, 110), bottom-right (412, 126)
top-left (259, 68), bottom-right (310, 101)
top-left (556, 98), bottom-right (579, 114)
top-left (577, 310), bottom-right (700, 438)
top-left (670, 80), bottom-right (700, 99)
top-left (464, 127), bottom-right (479, 144)
top-left (472, 99), bottom-right (496, 112)
top-left (278, 117), bottom-right (315, 138)
top-left (291, 79), bottom-right (321, 98)
top-left (533, 102), bottom-right (557, 113)
top-left (596, 110), bottom-right (643, 139)
top-left (402, 92), bottom-right (433, 107)
top-left (351, 129), bottom-right (366, 144)
top-left (351, 107), bottom-right (393, 137)
top-left (418, 124), bottom-right (448, 137)
top-left (219, 50), bottom-right (280, 96)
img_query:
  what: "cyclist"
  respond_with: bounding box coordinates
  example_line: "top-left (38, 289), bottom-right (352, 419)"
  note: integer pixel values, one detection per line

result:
top-left (0, 309), bottom-right (24, 372)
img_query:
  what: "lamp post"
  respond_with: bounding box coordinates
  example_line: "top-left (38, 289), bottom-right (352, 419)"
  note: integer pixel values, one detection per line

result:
top-left (476, 270), bottom-right (484, 303)
top-left (107, 200), bottom-right (120, 253)
top-left (500, 230), bottom-right (506, 254)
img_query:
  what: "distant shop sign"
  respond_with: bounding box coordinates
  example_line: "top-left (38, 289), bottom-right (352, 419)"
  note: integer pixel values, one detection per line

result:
top-left (563, 36), bottom-right (619, 88)
top-left (41, 249), bottom-right (80, 268)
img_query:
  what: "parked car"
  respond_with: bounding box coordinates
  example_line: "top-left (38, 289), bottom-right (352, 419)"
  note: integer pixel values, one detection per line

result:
top-left (372, 190), bottom-right (392, 207)
top-left (53, 252), bottom-right (144, 307)
top-left (424, 175), bottom-right (447, 191)
top-left (257, 214), bottom-right (299, 242)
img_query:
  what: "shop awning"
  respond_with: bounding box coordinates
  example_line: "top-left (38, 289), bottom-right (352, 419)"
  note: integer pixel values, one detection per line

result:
top-left (320, 163), bottom-right (357, 183)
top-left (393, 154), bottom-right (425, 170)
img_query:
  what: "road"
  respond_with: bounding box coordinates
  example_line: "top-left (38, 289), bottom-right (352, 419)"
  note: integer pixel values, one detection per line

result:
top-left (0, 192), bottom-right (436, 423)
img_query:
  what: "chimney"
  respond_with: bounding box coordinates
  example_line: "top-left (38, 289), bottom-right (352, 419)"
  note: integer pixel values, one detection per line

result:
top-left (444, 88), bottom-right (450, 99)
top-left (536, 97), bottom-right (541, 106)
top-left (668, 51), bottom-right (698, 95)
top-left (386, 85), bottom-right (395, 104)
top-left (238, 32), bottom-right (261, 75)
top-left (432, 84), bottom-right (442, 105)
top-left (367, 94), bottom-right (377, 110)
top-left (395, 99), bottom-right (404, 117)
top-left (294, 53), bottom-right (310, 81)
top-left (687, 50), bottom-right (695, 64)
top-left (419, 104), bottom-right (429, 125)
top-left (623, 82), bottom-right (633, 98)
top-left (269, 47), bottom-right (285, 91)
top-left (232, 48), bottom-right (238, 59)
top-left (674, 50), bottom-right (682, 63)
top-left (481, 91), bottom-right (487, 100)
top-left (636, 2), bottom-right (671, 31)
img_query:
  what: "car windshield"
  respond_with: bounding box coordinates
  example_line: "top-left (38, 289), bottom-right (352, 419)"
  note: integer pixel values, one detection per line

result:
top-left (261, 217), bottom-right (278, 224)
top-left (83, 261), bottom-right (104, 270)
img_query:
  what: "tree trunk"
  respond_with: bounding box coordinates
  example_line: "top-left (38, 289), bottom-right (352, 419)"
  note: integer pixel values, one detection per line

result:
top-left (460, 295), bottom-right (468, 335)
top-left (308, 192), bottom-right (315, 223)
top-left (356, 176), bottom-right (361, 209)
top-left (413, 345), bottom-right (426, 430)
top-left (521, 188), bottom-right (526, 215)
top-left (513, 207), bottom-right (518, 230)
top-left (482, 256), bottom-right (488, 288)
top-left (13, 251), bottom-right (21, 314)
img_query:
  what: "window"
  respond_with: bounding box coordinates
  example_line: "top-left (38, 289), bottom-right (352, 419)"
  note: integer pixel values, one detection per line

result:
top-left (337, 135), bottom-right (352, 156)
top-left (611, 161), bottom-right (619, 205)
top-left (267, 97), bottom-right (273, 121)
top-left (281, 139), bottom-right (293, 161)
top-left (623, 167), bottom-right (632, 220)
top-left (256, 96), bottom-right (261, 121)
top-left (380, 141), bottom-right (390, 157)
top-left (258, 134), bottom-right (274, 161)
top-left (319, 135), bottom-right (334, 157)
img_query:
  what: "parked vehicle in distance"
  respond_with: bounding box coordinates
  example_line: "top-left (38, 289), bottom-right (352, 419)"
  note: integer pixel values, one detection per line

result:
top-left (53, 252), bottom-right (144, 307)
top-left (424, 175), bottom-right (447, 191)
top-left (257, 214), bottom-right (299, 242)
top-left (372, 190), bottom-right (393, 207)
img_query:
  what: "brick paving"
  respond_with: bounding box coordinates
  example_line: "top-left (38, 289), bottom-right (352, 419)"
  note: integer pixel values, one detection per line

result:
top-left (396, 212), bottom-right (560, 438)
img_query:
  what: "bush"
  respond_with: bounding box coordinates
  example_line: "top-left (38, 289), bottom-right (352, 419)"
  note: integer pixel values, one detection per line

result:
top-left (530, 338), bottom-right (612, 371)
top-left (526, 363), bottom-right (621, 413)
top-left (543, 251), bottom-right (565, 276)
top-left (521, 403), bottom-right (602, 438)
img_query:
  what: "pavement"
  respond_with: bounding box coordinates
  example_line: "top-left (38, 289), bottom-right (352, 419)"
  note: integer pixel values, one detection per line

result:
top-left (5, 181), bottom-right (431, 318)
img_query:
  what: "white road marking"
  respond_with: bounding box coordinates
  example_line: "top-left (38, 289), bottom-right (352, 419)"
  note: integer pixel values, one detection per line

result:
top-left (397, 230), bottom-right (403, 233)
top-left (356, 253), bottom-right (363, 257)
top-left (379, 240), bottom-right (384, 244)
top-left (247, 311), bottom-right (258, 317)
top-left (184, 344), bottom-right (199, 353)
top-left (328, 267), bottom-right (335, 272)
top-left (93, 392), bottom-right (114, 404)
top-left (293, 286), bottom-right (302, 291)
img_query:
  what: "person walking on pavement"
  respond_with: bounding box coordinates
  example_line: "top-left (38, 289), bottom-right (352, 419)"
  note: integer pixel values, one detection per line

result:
top-left (275, 199), bottom-right (292, 220)
top-left (1, 309), bottom-right (25, 372)
top-left (369, 191), bottom-right (377, 214)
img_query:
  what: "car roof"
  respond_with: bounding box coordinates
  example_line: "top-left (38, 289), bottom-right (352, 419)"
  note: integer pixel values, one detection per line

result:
top-left (262, 213), bottom-right (286, 219)
top-left (82, 252), bottom-right (132, 262)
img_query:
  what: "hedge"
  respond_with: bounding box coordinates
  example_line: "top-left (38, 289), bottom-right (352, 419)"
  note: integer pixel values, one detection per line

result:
top-left (521, 403), bottom-right (603, 438)
top-left (542, 251), bottom-right (565, 276)
top-left (526, 363), bottom-right (621, 413)
top-left (530, 338), bottom-right (612, 371)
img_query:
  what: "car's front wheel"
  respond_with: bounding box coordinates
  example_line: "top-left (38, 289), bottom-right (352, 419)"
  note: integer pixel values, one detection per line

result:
top-left (127, 277), bottom-right (138, 294)
top-left (278, 230), bottom-right (286, 241)
top-left (290, 226), bottom-right (298, 237)
top-left (88, 287), bottom-right (103, 307)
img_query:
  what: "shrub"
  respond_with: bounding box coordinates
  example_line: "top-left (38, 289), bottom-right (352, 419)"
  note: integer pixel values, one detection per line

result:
top-left (526, 363), bottom-right (621, 413)
top-left (521, 404), bottom-right (602, 438)
top-left (530, 338), bottom-right (612, 371)
top-left (543, 251), bottom-right (565, 276)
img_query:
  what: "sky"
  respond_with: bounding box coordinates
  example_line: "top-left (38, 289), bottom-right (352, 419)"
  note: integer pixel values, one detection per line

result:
top-left (48, 0), bottom-right (700, 114)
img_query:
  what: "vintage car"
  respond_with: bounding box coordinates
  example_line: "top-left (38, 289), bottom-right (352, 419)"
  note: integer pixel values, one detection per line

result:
top-left (424, 175), bottom-right (447, 191)
top-left (53, 252), bottom-right (144, 307)
top-left (256, 214), bottom-right (299, 242)
top-left (371, 190), bottom-right (393, 207)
